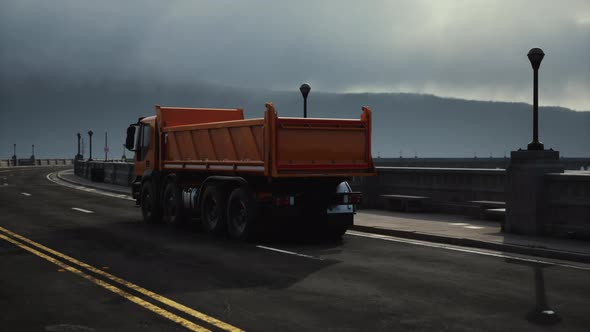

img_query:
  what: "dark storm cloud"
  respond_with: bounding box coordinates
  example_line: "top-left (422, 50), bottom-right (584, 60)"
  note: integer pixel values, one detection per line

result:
top-left (1, 0), bottom-right (589, 110)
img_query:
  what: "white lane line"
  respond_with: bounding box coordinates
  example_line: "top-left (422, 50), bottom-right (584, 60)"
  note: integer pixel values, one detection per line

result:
top-left (21, 192), bottom-right (32, 197)
top-left (256, 245), bottom-right (322, 260)
top-left (346, 230), bottom-right (590, 271)
top-left (464, 226), bottom-right (485, 229)
top-left (449, 223), bottom-right (469, 226)
top-left (71, 207), bottom-right (94, 214)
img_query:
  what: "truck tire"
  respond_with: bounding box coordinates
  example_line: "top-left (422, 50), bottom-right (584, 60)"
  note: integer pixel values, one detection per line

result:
top-left (200, 184), bottom-right (228, 235)
top-left (141, 181), bottom-right (162, 223)
top-left (162, 181), bottom-right (186, 225)
top-left (323, 214), bottom-right (353, 240)
top-left (227, 186), bottom-right (258, 241)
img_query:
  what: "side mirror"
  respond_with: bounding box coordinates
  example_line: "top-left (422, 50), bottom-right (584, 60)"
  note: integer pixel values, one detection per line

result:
top-left (125, 125), bottom-right (137, 151)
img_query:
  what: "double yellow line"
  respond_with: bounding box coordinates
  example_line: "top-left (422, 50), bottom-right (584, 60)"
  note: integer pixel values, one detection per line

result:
top-left (0, 226), bottom-right (243, 332)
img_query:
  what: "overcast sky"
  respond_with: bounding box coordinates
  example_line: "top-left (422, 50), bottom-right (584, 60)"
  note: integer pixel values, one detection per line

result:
top-left (1, 0), bottom-right (589, 110)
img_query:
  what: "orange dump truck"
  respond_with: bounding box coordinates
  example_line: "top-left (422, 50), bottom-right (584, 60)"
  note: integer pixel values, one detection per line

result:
top-left (125, 103), bottom-right (375, 240)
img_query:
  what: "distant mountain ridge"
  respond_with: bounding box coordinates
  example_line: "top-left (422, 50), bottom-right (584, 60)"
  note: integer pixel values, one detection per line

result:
top-left (1, 76), bottom-right (588, 158)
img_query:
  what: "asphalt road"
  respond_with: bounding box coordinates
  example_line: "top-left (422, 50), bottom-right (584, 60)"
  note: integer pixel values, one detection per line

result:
top-left (1, 167), bottom-right (589, 332)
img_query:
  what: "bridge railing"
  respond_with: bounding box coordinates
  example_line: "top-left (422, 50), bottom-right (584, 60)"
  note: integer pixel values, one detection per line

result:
top-left (72, 161), bottom-right (590, 239)
top-left (350, 166), bottom-right (590, 239)
top-left (0, 159), bottom-right (74, 167)
top-left (351, 167), bottom-right (506, 214)
top-left (373, 157), bottom-right (590, 171)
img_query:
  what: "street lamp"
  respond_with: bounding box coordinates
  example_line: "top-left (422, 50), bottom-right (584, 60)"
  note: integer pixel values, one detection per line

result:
top-left (76, 133), bottom-right (82, 160)
top-left (88, 130), bottom-right (94, 161)
top-left (12, 144), bottom-right (16, 166)
top-left (299, 83), bottom-right (311, 118)
top-left (527, 47), bottom-right (545, 151)
top-left (104, 131), bottom-right (109, 161)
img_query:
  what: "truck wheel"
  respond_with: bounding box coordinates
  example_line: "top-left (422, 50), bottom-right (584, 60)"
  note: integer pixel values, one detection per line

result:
top-left (162, 181), bottom-right (186, 225)
top-left (325, 225), bottom-right (348, 240)
top-left (227, 187), bottom-right (257, 241)
top-left (141, 182), bottom-right (162, 223)
top-left (323, 214), bottom-right (353, 240)
top-left (200, 185), bottom-right (227, 235)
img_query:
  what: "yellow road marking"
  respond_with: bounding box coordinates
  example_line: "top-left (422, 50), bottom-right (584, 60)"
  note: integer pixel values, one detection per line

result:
top-left (0, 226), bottom-right (243, 332)
top-left (0, 233), bottom-right (210, 332)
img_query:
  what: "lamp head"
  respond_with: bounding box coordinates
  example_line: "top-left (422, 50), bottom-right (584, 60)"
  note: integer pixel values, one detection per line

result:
top-left (299, 83), bottom-right (311, 99)
top-left (527, 48), bottom-right (545, 70)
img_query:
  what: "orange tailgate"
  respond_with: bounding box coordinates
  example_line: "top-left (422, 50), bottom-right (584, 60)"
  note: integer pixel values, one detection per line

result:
top-left (267, 104), bottom-right (375, 177)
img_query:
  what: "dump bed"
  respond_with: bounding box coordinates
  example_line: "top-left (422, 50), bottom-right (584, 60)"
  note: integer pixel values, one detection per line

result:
top-left (159, 103), bottom-right (375, 177)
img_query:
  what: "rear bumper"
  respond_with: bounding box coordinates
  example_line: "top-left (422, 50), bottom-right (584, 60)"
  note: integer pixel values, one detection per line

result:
top-left (260, 204), bottom-right (355, 221)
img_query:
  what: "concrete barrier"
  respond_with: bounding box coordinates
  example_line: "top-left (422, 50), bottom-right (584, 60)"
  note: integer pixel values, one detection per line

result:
top-left (115, 163), bottom-right (134, 186)
top-left (74, 160), bottom-right (84, 176)
top-left (545, 173), bottom-right (590, 239)
top-left (351, 166), bottom-right (590, 240)
top-left (103, 163), bottom-right (115, 184)
top-left (351, 167), bottom-right (506, 215)
top-left (102, 162), bottom-right (132, 185)
top-left (75, 160), bottom-right (133, 185)
top-left (74, 161), bottom-right (589, 240)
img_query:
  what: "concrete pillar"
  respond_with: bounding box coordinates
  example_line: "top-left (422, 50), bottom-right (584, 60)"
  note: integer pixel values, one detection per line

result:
top-left (505, 150), bottom-right (564, 235)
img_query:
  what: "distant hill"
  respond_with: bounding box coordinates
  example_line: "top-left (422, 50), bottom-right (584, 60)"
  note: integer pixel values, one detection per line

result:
top-left (1, 76), bottom-right (588, 158)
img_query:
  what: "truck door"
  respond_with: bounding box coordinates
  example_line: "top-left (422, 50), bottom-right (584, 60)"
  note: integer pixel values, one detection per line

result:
top-left (135, 122), bottom-right (154, 177)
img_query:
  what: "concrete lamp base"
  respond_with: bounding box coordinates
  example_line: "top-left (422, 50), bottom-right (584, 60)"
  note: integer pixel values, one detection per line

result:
top-left (504, 149), bottom-right (564, 236)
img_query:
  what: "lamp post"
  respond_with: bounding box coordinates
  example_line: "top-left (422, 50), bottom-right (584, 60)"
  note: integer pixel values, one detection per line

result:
top-left (104, 131), bottom-right (108, 161)
top-left (88, 130), bottom-right (94, 161)
top-left (299, 83), bottom-right (311, 118)
top-left (11, 144), bottom-right (16, 166)
top-left (527, 48), bottom-right (545, 151)
top-left (31, 144), bottom-right (35, 160)
top-left (76, 133), bottom-right (82, 160)
top-left (504, 47), bottom-right (564, 237)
